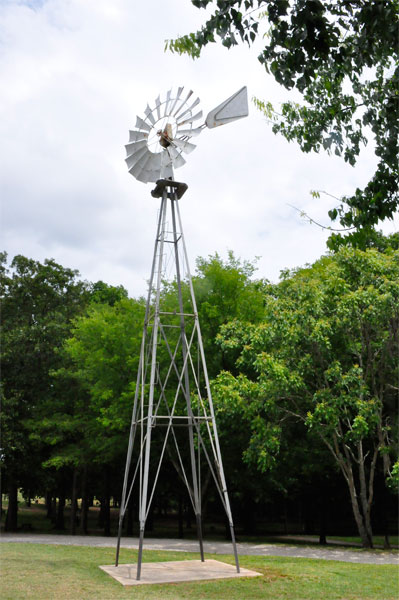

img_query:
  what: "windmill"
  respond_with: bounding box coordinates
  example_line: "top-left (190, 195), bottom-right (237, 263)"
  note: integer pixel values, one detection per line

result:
top-left (116, 86), bottom-right (248, 580)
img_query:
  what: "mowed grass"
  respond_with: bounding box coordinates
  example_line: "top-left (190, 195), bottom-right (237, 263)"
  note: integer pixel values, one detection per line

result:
top-left (1, 543), bottom-right (398, 600)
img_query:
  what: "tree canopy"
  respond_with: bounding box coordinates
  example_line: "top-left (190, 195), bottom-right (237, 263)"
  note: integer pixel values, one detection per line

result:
top-left (214, 245), bottom-right (399, 546)
top-left (0, 253), bottom-right (90, 530)
top-left (166, 1), bottom-right (399, 237)
top-left (2, 247), bottom-right (398, 543)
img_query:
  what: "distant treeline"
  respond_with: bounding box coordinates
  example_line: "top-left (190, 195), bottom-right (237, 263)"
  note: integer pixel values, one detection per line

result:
top-left (1, 240), bottom-right (398, 548)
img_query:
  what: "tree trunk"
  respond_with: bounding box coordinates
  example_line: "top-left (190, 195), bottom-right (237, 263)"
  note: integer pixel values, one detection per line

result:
top-left (5, 481), bottom-right (18, 532)
top-left (185, 501), bottom-right (192, 530)
top-left (377, 423), bottom-right (392, 549)
top-left (126, 499), bottom-right (134, 536)
top-left (70, 469), bottom-right (78, 535)
top-left (178, 493), bottom-right (184, 538)
top-left (345, 468), bottom-right (371, 548)
top-left (357, 441), bottom-right (374, 547)
top-left (147, 503), bottom-right (154, 532)
top-left (51, 496), bottom-right (57, 524)
top-left (56, 495), bottom-right (65, 530)
top-left (103, 495), bottom-right (111, 536)
top-left (381, 484), bottom-right (392, 549)
top-left (318, 486), bottom-right (327, 545)
top-left (80, 494), bottom-right (88, 534)
top-left (80, 466), bottom-right (88, 535)
top-left (224, 516), bottom-right (230, 540)
top-left (326, 433), bottom-right (372, 548)
top-left (283, 497), bottom-right (288, 534)
top-left (45, 491), bottom-right (53, 519)
top-left (98, 498), bottom-right (105, 528)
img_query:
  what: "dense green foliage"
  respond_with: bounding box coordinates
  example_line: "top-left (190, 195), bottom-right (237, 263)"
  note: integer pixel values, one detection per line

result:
top-left (166, 1), bottom-right (399, 238)
top-left (1, 247), bottom-right (398, 545)
top-left (214, 246), bottom-right (399, 546)
top-left (0, 253), bottom-right (90, 529)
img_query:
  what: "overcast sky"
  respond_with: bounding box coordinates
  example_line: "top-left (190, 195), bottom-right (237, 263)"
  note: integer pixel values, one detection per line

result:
top-left (1, 0), bottom-right (397, 297)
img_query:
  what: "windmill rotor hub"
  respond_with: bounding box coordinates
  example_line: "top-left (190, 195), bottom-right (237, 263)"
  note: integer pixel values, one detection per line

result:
top-left (157, 123), bottom-right (173, 148)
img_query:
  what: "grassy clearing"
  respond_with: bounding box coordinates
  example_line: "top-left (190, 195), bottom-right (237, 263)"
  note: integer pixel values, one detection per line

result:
top-left (1, 542), bottom-right (398, 600)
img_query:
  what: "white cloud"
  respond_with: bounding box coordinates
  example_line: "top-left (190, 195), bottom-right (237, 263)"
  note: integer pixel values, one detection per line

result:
top-left (1, 0), bottom-right (397, 295)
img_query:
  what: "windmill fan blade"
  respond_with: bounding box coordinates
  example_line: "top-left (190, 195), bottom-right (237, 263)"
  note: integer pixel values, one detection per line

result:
top-left (150, 152), bottom-right (162, 169)
top-left (125, 139), bottom-right (148, 156)
top-left (126, 140), bottom-right (147, 154)
top-left (144, 104), bottom-right (156, 126)
top-left (136, 153), bottom-right (162, 183)
top-left (174, 89), bottom-right (194, 117)
top-left (135, 116), bottom-right (152, 132)
top-left (125, 140), bottom-right (148, 158)
top-left (125, 144), bottom-right (148, 169)
top-left (176, 97), bottom-right (200, 122)
top-left (164, 89), bottom-right (172, 117)
top-left (177, 110), bottom-right (203, 126)
top-left (155, 95), bottom-right (161, 120)
top-left (130, 152), bottom-right (153, 179)
top-left (169, 86), bottom-right (184, 116)
top-left (167, 145), bottom-right (179, 160)
top-left (172, 138), bottom-right (196, 154)
top-left (167, 146), bottom-right (186, 169)
top-left (175, 126), bottom-right (203, 138)
top-left (159, 151), bottom-right (174, 179)
top-left (162, 164), bottom-right (174, 179)
top-left (129, 130), bottom-right (148, 142)
top-left (168, 145), bottom-right (187, 168)
top-left (135, 170), bottom-right (150, 183)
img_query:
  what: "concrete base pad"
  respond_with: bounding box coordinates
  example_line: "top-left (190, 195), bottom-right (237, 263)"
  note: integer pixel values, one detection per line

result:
top-left (99, 558), bottom-right (262, 586)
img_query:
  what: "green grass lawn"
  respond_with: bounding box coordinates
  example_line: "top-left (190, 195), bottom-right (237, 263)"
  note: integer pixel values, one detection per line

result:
top-left (1, 543), bottom-right (397, 600)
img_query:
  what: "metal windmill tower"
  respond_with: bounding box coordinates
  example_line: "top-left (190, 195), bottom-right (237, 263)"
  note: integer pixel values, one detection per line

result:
top-left (115, 86), bottom-right (249, 580)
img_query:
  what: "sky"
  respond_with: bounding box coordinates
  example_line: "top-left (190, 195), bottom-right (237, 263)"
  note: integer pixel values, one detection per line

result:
top-left (1, 0), bottom-right (397, 297)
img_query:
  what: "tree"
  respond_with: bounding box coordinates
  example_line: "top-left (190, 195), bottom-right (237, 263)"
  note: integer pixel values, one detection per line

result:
top-left (61, 253), bottom-right (265, 532)
top-left (63, 297), bottom-right (145, 442)
top-left (158, 253), bottom-right (269, 530)
top-left (60, 296), bottom-right (146, 532)
top-left (190, 251), bottom-right (266, 376)
top-left (214, 245), bottom-right (399, 547)
top-left (90, 280), bottom-right (128, 306)
top-left (166, 1), bottom-right (399, 236)
top-left (0, 253), bottom-right (90, 530)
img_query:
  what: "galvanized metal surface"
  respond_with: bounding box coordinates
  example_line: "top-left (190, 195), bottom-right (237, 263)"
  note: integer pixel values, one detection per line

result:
top-left (125, 88), bottom-right (201, 183)
top-left (116, 180), bottom-right (240, 579)
top-left (205, 86), bottom-right (248, 129)
top-left (125, 86), bottom-right (248, 184)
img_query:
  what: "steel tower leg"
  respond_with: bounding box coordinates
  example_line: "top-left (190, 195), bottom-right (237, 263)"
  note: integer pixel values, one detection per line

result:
top-left (170, 190), bottom-right (204, 561)
top-left (174, 197), bottom-right (240, 573)
top-left (135, 190), bottom-right (168, 580)
top-left (116, 179), bottom-right (239, 577)
top-left (115, 191), bottom-right (168, 577)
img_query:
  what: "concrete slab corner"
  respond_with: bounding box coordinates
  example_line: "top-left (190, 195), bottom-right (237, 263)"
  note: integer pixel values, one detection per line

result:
top-left (99, 558), bottom-right (262, 586)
